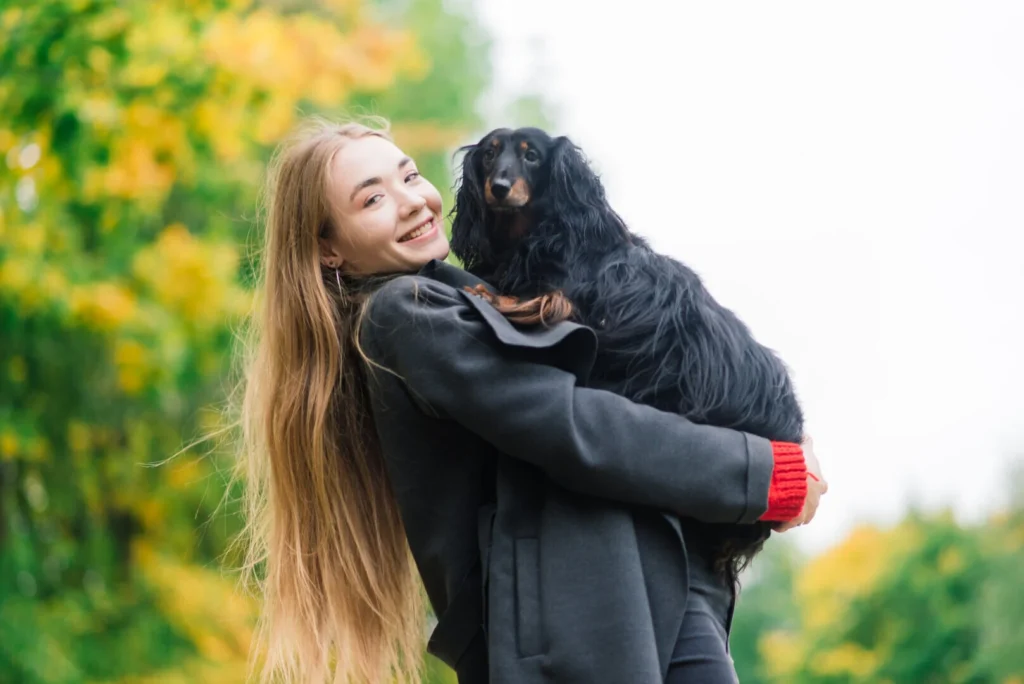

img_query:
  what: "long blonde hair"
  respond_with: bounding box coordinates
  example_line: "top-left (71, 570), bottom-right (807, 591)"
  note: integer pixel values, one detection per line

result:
top-left (235, 118), bottom-right (424, 683)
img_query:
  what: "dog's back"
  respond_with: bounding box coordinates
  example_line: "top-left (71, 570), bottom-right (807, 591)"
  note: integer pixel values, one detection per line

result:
top-left (560, 241), bottom-right (804, 444)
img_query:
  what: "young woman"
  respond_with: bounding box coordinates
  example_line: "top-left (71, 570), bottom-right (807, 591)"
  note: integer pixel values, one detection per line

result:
top-left (236, 118), bottom-right (826, 684)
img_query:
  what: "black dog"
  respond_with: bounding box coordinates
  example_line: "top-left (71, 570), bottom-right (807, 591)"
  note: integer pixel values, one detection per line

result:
top-left (451, 127), bottom-right (804, 581)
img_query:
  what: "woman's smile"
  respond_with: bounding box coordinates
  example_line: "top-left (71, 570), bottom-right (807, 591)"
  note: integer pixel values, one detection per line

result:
top-left (398, 215), bottom-right (438, 243)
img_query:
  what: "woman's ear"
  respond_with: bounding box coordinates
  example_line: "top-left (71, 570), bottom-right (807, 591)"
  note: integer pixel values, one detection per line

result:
top-left (318, 235), bottom-right (345, 270)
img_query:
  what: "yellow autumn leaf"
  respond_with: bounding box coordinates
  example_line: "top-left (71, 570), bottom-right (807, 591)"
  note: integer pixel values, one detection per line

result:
top-left (0, 259), bottom-right (32, 292)
top-left (87, 46), bottom-right (113, 76)
top-left (133, 540), bottom-right (257, 660)
top-left (133, 223), bottom-right (247, 329)
top-left (69, 281), bottom-right (138, 330)
top-left (937, 546), bottom-right (966, 575)
top-left (166, 457), bottom-right (203, 490)
top-left (67, 421), bottom-right (92, 454)
top-left (795, 522), bottom-right (919, 631)
top-left (13, 222), bottom-right (45, 254)
top-left (810, 642), bottom-right (880, 679)
top-left (0, 430), bottom-right (19, 461)
top-left (758, 629), bottom-right (805, 681)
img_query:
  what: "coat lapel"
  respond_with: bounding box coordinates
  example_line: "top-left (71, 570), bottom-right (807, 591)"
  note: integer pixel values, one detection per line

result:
top-left (419, 260), bottom-right (599, 383)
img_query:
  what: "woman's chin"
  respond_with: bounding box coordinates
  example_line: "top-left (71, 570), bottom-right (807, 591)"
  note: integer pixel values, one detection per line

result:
top-left (422, 235), bottom-right (450, 263)
top-left (401, 241), bottom-right (449, 272)
top-left (434, 242), bottom-right (451, 263)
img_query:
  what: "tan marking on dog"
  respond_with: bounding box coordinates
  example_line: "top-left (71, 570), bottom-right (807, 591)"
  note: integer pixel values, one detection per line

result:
top-left (484, 177), bottom-right (495, 204)
top-left (464, 285), bottom-right (574, 327)
top-left (506, 178), bottom-right (531, 206)
top-left (519, 141), bottom-right (529, 152)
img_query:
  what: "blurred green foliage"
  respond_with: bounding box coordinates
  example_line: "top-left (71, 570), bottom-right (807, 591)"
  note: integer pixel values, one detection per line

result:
top-left (0, 0), bottom-right (487, 680)
top-left (732, 480), bottom-right (1024, 684)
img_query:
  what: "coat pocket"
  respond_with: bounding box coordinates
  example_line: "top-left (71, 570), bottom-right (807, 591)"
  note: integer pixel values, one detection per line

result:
top-left (514, 537), bottom-right (543, 658)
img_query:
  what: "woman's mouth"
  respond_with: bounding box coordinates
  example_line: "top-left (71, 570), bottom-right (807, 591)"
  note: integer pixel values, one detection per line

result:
top-left (398, 217), bottom-right (437, 243)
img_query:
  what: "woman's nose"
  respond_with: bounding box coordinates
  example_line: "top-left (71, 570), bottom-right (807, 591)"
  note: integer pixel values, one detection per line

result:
top-left (400, 190), bottom-right (427, 216)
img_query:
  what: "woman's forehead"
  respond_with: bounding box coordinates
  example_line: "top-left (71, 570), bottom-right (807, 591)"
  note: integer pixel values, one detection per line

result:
top-left (331, 136), bottom-right (406, 180)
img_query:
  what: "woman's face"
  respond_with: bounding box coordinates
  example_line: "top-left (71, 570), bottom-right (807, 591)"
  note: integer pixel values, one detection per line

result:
top-left (321, 136), bottom-right (448, 275)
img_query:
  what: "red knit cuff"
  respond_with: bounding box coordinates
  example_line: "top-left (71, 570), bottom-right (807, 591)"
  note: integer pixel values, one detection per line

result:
top-left (760, 442), bottom-right (808, 522)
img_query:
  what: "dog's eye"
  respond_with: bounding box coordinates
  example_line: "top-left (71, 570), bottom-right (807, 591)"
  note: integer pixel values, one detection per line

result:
top-left (482, 149), bottom-right (496, 163)
top-left (524, 149), bottom-right (540, 163)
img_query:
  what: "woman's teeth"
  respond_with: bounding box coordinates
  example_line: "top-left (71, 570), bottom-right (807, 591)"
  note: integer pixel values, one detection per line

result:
top-left (399, 219), bottom-right (432, 242)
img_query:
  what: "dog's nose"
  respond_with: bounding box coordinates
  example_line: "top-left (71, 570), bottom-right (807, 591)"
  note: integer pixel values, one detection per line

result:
top-left (490, 177), bottom-right (512, 200)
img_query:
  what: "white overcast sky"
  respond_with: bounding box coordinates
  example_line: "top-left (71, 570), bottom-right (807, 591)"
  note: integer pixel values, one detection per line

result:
top-left (473, 0), bottom-right (1024, 552)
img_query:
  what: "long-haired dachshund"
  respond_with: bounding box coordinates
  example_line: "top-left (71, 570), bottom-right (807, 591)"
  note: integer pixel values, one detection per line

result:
top-left (451, 127), bottom-right (804, 582)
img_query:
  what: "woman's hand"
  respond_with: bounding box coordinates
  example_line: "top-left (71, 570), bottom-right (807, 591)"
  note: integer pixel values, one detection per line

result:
top-left (775, 435), bottom-right (828, 532)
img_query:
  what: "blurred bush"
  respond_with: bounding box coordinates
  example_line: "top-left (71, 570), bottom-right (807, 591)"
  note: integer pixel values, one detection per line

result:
top-left (0, 0), bottom-right (487, 681)
top-left (732, 472), bottom-right (1024, 684)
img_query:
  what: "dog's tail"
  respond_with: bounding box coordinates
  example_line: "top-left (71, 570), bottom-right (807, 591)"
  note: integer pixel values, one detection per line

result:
top-left (465, 285), bottom-right (574, 327)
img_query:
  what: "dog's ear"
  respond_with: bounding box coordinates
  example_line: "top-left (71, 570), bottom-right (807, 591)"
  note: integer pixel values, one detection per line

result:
top-left (449, 144), bottom-right (492, 273)
top-left (547, 136), bottom-right (607, 212)
top-left (545, 136), bottom-right (628, 246)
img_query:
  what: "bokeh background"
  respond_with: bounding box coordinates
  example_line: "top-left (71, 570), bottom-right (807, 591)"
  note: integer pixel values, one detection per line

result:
top-left (1, 0), bottom-right (1021, 682)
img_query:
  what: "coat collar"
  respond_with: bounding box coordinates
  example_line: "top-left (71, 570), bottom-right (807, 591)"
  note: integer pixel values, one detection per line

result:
top-left (417, 259), bottom-right (494, 293)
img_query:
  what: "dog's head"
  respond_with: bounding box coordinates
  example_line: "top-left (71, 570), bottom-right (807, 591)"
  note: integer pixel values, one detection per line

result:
top-left (451, 127), bottom-right (613, 275)
top-left (470, 127), bottom-right (556, 212)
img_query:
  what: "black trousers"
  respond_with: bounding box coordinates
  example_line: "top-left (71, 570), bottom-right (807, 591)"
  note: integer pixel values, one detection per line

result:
top-left (665, 551), bottom-right (738, 684)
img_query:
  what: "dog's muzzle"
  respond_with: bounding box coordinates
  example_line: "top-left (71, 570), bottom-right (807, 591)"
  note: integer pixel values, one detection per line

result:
top-left (490, 178), bottom-right (512, 200)
top-left (485, 177), bottom-right (530, 210)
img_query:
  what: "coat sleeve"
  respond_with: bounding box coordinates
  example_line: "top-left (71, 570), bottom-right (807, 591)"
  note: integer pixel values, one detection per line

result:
top-left (361, 275), bottom-right (773, 524)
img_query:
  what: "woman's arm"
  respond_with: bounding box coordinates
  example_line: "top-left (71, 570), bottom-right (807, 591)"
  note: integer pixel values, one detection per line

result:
top-left (362, 276), bottom-right (806, 525)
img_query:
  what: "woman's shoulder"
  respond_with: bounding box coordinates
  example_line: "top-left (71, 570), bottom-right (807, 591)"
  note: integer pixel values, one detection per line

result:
top-left (359, 273), bottom-right (470, 355)
top-left (366, 273), bottom-right (464, 322)
top-left (366, 259), bottom-right (498, 322)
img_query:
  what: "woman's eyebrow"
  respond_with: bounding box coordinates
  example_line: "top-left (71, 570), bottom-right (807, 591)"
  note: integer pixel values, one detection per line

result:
top-left (348, 157), bottom-right (415, 202)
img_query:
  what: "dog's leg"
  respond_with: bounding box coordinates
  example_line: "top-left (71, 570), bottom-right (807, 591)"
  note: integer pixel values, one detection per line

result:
top-left (464, 285), bottom-right (573, 326)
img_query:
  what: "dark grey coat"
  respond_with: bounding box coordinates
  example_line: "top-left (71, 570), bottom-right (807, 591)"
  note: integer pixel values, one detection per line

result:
top-left (360, 261), bottom-right (774, 684)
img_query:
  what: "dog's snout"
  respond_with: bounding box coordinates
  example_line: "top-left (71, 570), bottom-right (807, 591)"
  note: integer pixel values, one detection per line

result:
top-left (490, 177), bottom-right (512, 200)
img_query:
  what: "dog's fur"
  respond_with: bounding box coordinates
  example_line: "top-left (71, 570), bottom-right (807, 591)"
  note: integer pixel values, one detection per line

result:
top-left (451, 127), bottom-right (804, 582)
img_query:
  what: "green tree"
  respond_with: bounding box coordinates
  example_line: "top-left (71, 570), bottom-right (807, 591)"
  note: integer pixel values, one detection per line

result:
top-left (748, 510), bottom-right (1024, 684)
top-left (0, 0), bottom-right (487, 680)
top-left (976, 463), bottom-right (1024, 682)
top-left (731, 539), bottom-right (803, 684)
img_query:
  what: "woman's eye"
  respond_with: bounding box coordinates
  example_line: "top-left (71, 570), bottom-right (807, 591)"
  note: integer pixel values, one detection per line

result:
top-left (364, 194), bottom-right (382, 208)
top-left (524, 149), bottom-right (539, 163)
top-left (405, 171), bottom-right (420, 183)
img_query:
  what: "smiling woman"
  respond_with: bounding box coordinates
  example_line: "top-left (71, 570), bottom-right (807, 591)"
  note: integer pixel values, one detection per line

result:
top-left (318, 131), bottom-right (450, 275)
top-left (237, 118), bottom-right (441, 684)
